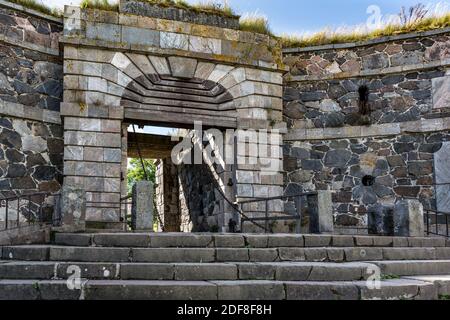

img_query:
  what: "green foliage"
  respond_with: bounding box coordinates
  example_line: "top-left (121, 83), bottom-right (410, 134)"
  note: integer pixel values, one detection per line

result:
top-left (439, 294), bottom-right (450, 300)
top-left (381, 274), bottom-right (401, 280)
top-left (239, 14), bottom-right (273, 35)
top-left (127, 158), bottom-right (157, 193)
top-left (282, 12), bottom-right (450, 48)
top-left (7, 0), bottom-right (62, 17)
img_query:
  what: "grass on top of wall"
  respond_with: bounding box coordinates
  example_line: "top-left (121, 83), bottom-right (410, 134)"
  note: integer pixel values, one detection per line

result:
top-left (80, 0), bottom-right (239, 18)
top-left (239, 14), bottom-right (273, 36)
top-left (6, 0), bottom-right (62, 17)
top-left (281, 12), bottom-right (450, 48)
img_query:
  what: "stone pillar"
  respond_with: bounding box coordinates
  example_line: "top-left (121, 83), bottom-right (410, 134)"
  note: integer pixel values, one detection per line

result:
top-left (131, 181), bottom-right (154, 231)
top-left (58, 186), bottom-right (86, 232)
top-left (394, 199), bottom-right (424, 237)
top-left (309, 191), bottom-right (334, 234)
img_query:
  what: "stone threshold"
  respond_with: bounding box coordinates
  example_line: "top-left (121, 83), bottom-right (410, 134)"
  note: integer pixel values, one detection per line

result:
top-left (0, 100), bottom-right (61, 125)
top-left (283, 27), bottom-right (450, 54)
top-left (0, 0), bottom-right (63, 24)
top-left (0, 33), bottom-right (60, 57)
top-left (286, 58), bottom-right (450, 83)
top-left (285, 117), bottom-right (450, 141)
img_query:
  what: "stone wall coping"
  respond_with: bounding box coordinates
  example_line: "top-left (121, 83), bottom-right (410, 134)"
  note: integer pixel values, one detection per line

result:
top-left (285, 117), bottom-right (450, 141)
top-left (0, 33), bottom-right (60, 57)
top-left (0, 100), bottom-right (61, 124)
top-left (286, 58), bottom-right (450, 83)
top-left (283, 27), bottom-right (450, 54)
top-left (0, 0), bottom-right (63, 24)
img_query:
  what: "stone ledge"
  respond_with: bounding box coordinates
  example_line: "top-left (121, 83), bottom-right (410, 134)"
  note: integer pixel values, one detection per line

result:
top-left (0, 0), bottom-right (63, 24)
top-left (0, 100), bottom-right (61, 124)
top-left (0, 33), bottom-right (60, 57)
top-left (285, 117), bottom-right (450, 141)
top-left (60, 36), bottom-right (282, 72)
top-left (287, 58), bottom-right (450, 83)
top-left (283, 27), bottom-right (450, 54)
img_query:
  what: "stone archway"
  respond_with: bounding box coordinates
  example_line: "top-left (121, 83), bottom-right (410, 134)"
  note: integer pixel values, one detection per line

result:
top-left (60, 5), bottom-right (285, 231)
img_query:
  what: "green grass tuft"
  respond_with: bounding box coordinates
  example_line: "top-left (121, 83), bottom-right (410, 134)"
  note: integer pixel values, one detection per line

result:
top-left (239, 13), bottom-right (273, 35)
top-left (80, 0), bottom-right (119, 12)
top-left (439, 294), bottom-right (450, 300)
top-left (381, 274), bottom-right (401, 280)
top-left (6, 0), bottom-right (63, 17)
top-left (281, 12), bottom-right (450, 48)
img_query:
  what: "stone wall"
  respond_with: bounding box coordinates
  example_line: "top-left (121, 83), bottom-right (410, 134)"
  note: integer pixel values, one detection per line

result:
top-left (0, 2), bottom-right (63, 201)
top-left (283, 29), bottom-right (450, 234)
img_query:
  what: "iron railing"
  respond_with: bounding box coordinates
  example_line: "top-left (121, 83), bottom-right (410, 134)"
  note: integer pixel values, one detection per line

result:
top-left (0, 192), bottom-right (61, 232)
top-left (424, 208), bottom-right (450, 238)
top-left (238, 192), bottom-right (319, 234)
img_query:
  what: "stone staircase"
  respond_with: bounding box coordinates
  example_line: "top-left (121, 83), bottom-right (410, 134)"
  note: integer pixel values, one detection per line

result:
top-left (0, 233), bottom-right (450, 300)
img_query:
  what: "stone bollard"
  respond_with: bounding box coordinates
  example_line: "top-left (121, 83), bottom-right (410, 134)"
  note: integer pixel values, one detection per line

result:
top-left (309, 191), bottom-right (334, 234)
top-left (58, 186), bottom-right (86, 232)
top-left (394, 199), bottom-right (424, 237)
top-left (132, 181), bottom-right (154, 231)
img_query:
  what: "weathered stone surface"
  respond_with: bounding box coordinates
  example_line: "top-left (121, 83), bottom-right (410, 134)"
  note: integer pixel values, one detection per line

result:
top-left (214, 281), bottom-right (285, 300)
top-left (131, 181), bottom-right (154, 231)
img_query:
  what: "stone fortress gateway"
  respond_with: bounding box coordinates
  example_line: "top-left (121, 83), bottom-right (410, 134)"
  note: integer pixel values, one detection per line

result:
top-left (0, 0), bottom-right (449, 235)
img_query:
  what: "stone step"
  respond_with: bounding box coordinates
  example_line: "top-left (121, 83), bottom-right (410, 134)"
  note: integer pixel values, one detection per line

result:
top-left (0, 261), bottom-right (373, 282)
top-left (403, 275), bottom-right (450, 297)
top-left (373, 260), bottom-right (450, 276)
top-left (3, 246), bottom-right (450, 263)
top-left (0, 278), bottom-right (439, 300)
top-left (54, 233), bottom-right (449, 249)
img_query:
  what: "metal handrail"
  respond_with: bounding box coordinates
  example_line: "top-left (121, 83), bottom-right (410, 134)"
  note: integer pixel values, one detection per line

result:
top-left (0, 192), bottom-right (61, 232)
top-left (424, 207), bottom-right (450, 238)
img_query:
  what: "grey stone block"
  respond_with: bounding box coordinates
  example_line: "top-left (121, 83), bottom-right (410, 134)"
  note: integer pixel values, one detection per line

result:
top-left (214, 235), bottom-right (245, 248)
top-left (285, 282), bottom-right (359, 300)
top-left (327, 248), bottom-right (345, 262)
top-left (393, 237), bottom-right (409, 247)
top-left (174, 263), bottom-right (237, 281)
top-left (279, 248), bottom-right (306, 261)
top-left (405, 275), bottom-right (450, 296)
top-left (304, 248), bottom-right (329, 262)
top-left (249, 249), bottom-right (278, 262)
top-left (132, 248), bottom-right (215, 263)
top-left (132, 181), bottom-right (153, 231)
top-left (38, 280), bottom-right (83, 300)
top-left (267, 234), bottom-right (304, 247)
top-left (214, 280), bottom-right (285, 300)
top-left (394, 200), bottom-right (424, 237)
top-left (49, 247), bottom-right (130, 262)
top-left (84, 280), bottom-right (218, 300)
top-left (216, 248), bottom-right (249, 262)
top-left (304, 235), bottom-right (332, 247)
top-left (375, 260), bottom-right (450, 276)
top-left (150, 234), bottom-right (213, 248)
top-left (308, 263), bottom-right (367, 281)
top-left (0, 280), bottom-right (40, 300)
top-left (93, 234), bottom-right (151, 247)
top-left (121, 26), bottom-right (159, 46)
top-left (332, 235), bottom-right (354, 247)
top-left (382, 248), bottom-right (436, 260)
top-left (2, 246), bottom-right (50, 261)
top-left (274, 263), bottom-right (311, 281)
top-left (238, 263), bottom-right (276, 280)
top-left (57, 263), bottom-right (118, 280)
top-left (373, 237), bottom-right (394, 247)
top-left (436, 248), bottom-right (450, 259)
top-left (358, 279), bottom-right (437, 300)
top-left (354, 236), bottom-right (374, 247)
top-left (344, 248), bottom-right (383, 261)
top-left (54, 233), bottom-right (92, 246)
top-left (59, 186), bottom-right (86, 232)
top-left (0, 262), bottom-right (55, 279)
top-left (244, 235), bottom-right (269, 248)
top-left (120, 263), bottom-right (174, 280)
